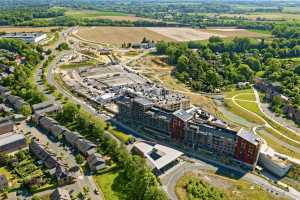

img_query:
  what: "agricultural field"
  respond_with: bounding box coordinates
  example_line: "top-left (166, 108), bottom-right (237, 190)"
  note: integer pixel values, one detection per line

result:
top-left (75, 27), bottom-right (175, 46)
top-left (64, 8), bottom-right (158, 22)
top-left (146, 27), bottom-right (223, 41)
top-left (75, 27), bottom-right (267, 46)
top-left (207, 12), bottom-right (300, 21)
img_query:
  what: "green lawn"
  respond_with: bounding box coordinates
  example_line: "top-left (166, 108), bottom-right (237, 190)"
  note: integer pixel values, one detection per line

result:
top-left (224, 89), bottom-right (253, 99)
top-left (234, 93), bottom-right (256, 101)
top-left (235, 99), bottom-right (300, 145)
top-left (109, 128), bottom-right (133, 144)
top-left (235, 100), bottom-right (261, 115)
top-left (224, 98), bottom-right (264, 125)
top-left (93, 167), bottom-right (126, 200)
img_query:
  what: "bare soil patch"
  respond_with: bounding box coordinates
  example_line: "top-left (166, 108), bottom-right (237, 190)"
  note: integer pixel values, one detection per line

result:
top-left (76, 27), bottom-right (174, 46)
top-left (146, 27), bottom-right (223, 41)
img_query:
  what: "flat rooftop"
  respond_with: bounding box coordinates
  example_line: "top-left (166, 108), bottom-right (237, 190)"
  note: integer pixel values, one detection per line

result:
top-left (133, 141), bottom-right (183, 170)
top-left (237, 128), bottom-right (261, 145)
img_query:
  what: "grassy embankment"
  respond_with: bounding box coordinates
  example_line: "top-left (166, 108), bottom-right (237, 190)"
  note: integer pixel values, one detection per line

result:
top-left (224, 89), bottom-right (300, 159)
top-left (176, 172), bottom-right (287, 200)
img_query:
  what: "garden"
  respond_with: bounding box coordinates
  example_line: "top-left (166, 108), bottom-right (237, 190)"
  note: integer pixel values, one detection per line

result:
top-left (0, 150), bottom-right (56, 193)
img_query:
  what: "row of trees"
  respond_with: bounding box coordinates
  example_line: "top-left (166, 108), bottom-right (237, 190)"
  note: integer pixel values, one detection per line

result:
top-left (55, 103), bottom-right (168, 200)
top-left (0, 39), bottom-right (46, 105)
top-left (156, 36), bottom-right (300, 105)
top-left (0, 7), bottom-right (64, 26)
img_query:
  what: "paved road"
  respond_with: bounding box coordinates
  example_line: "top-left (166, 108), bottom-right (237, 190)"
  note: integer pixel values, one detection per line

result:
top-left (30, 29), bottom-right (103, 200)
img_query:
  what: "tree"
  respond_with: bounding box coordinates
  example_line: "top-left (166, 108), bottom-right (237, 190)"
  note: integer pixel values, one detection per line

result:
top-left (144, 186), bottom-right (168, 200)
top-left (75, 154), bottom-right (84, 165)
top-left (294, 65), bottom-right (300, 75)
top-left (245, 57), bottom-right (261, 71)
top-left (56, 42), bottom-right (69, 51)
top-left (156, 41), bottom-right (168, 54)
top-left (20, 104), bottom-right (32, 116)
top-left (238, 64), bottom-right (254, 81)
top-left (177, 55), bottom-right (189, 73)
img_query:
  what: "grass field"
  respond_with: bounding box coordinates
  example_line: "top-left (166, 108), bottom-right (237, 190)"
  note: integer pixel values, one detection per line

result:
top-left (232, 92), bottom-right (256, 101)
top-left (257, 129), bottom-right (300, 160)
top-left (224, 89), bottom-right (300, 154)
top-left (94, 167), bottom-right (125, 200)
top-left (65, 9), bottom-right (129, 17)
top-left (176, 172), bottom-right (287, 200)
top-left (64, 8), bottom-right (157, 22)
top-left (224, 98), bottom-right (265, 125)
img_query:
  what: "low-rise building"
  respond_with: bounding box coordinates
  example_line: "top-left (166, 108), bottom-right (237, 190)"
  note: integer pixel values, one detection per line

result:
top-left (0, 133), bottom-right (26, 154)
top-left (1, 32), bottom-right (47, 43)
top-left (75, 139), bottom-right (97, 156)
top-left (29, 139), bottom-right (62, 169)
top-left (259, 147), bottom-right (292, 177)
top-left (32, 101), bottom-right (61, 114)
top-left (0, 119), bottom-right (14, 135)
top-left (87, 153), bottom-right (106, 171)
top-left (63, 131), bottom-right (83, 147)
top-left (132, 141), bottom-right (183, 175)
top-left (55, 166), bottom-right (77, 186)
top-left (4, 94), bottom-right (28, 112)
top-left (51, 188), bottom-right (71, 200)
top-left (0, 174), bottom-right (8, 191)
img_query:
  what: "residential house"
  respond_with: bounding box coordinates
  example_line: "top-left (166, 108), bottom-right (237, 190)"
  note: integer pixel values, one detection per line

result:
top-left (0, 133), bottom-right (26, 154)
top-left (0, 174), bottom-right (8, 191)
top-left (75, 139), bottom-right (97, 156)
top-left (0, 119), bottom-right (14, 135)
top-left (4, 94), bottom-right (28, 112)
top-left (29, 139), bottom-right (61, 169)
top-left (32, 101), bottom-right (61, 114)
top-left (55, 166), bottom-right (76, 186)
top-left (0, 86), bottom-right (9, 96)
top-left (51, 188), bottom-right (71, 200)
top-left (63, 131), bottom-right (83, 147)
top-left (87, 153), bottom-right (106, 171)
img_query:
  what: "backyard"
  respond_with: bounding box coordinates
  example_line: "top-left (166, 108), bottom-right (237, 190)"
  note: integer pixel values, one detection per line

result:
top-left (2, 150), bottom-right (56, 193)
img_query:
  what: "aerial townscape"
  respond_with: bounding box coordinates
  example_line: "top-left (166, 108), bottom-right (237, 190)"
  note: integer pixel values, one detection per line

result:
top-left (0, 0), bottom-right (299, 200)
